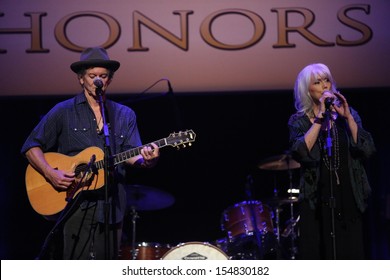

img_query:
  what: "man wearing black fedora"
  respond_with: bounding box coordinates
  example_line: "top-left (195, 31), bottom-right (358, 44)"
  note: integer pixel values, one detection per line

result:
top-left (21, 47), bottom-right (160, 259)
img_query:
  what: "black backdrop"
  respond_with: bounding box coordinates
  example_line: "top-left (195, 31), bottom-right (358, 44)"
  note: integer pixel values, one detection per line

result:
top-left (1, 88), bottom-right (389, 259)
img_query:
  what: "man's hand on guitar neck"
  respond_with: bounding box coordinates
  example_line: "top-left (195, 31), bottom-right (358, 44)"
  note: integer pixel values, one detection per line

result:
top-left (130, 142), bottom-right (160, 168)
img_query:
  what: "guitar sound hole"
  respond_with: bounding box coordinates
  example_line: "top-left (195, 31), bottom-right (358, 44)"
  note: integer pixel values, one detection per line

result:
top-left (75, 164), bottom-right (95, 186)
top-left (75, 164), bottom-right (88, 179)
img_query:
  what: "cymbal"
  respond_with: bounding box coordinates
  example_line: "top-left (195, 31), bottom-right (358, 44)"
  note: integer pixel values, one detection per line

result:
top-left (264, 196), bottom-right (299, 207)
top-left (124, 184), bottom-right (175, 211)
top-left (258, 154), bottom-right (301, 170)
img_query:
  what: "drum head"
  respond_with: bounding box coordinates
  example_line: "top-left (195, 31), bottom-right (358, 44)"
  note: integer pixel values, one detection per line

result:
top-left (162, 242), bottom-right (229, 260)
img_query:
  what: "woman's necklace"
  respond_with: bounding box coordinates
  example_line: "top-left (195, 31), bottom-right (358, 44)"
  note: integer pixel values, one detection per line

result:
top-left (319, 120), bottom-right (340, 185)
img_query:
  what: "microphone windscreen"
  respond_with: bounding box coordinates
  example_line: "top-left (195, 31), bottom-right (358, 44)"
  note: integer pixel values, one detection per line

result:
top-left (93, 77), bottom-right (103, 88)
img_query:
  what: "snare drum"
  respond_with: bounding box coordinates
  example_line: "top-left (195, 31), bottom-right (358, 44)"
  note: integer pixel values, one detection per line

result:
top-left (221, 200), bottom-right (274, 240)
top-left (162, 242), bottom-right (229, 260)
top-left (120, 242), bottom-right (171, 260)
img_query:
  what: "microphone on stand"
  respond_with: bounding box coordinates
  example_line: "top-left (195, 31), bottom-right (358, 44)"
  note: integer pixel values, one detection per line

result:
top-left (94, 77), bottom-right (104, 95)
top-left (323, 96), bottom-right (334, 156)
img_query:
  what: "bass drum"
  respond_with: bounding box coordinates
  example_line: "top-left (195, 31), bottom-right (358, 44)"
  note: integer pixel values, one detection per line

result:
top-left (120, 242), bottom-right (171, 260)
top-left (162, 242), bottom-right (229, 260)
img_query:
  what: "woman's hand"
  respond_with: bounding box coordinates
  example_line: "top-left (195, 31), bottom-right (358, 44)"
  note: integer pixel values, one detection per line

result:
top-left (333, 92), bottom-right (353, 120)
top-left (318, 90), bottom-right (336, 117)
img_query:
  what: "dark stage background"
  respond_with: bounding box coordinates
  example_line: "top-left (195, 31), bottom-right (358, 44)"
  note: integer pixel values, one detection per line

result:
top-left (0, 88), bottom-right (389, 259)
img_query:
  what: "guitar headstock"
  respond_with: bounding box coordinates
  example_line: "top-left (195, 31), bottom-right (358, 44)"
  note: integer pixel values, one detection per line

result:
top-left (166, 129), bottom-right (196, 149)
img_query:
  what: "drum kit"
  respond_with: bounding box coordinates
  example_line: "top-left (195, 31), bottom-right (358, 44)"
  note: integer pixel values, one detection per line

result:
top-left (120, 151), bottom-right (301, 260)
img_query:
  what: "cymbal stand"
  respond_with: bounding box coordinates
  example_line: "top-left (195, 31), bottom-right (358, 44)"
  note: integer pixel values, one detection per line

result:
top-left (272, 186), bottom-right (281, 244)
top-left (288, 202), bottom-right (298, 259)
top-left (130, 206), bottom-right (139, 260)
top-left (287, 166), bottom-right (298, 259)
top-left (273, 209), bottom-right (279, 245)
top-left (270, 173), bottom-right (286, 260)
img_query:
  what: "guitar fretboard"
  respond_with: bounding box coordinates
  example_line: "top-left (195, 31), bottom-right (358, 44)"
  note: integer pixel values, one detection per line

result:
top-left (94, 138), bottom-right (168, 170)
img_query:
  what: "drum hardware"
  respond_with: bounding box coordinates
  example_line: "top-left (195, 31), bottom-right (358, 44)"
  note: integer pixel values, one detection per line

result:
top-left (258, 151), bottom-right (301, 259)
top-left (274, 207), bottom-right (282, 244)
top-left (286, 201), bottom-right (298, 259)
top-left (123, 184), bottom-right (175, 260)
top-left (286, 160), bottom-right (298, 260)
top-left (263, 195), bottom-right (298, 245)
top-left (281, 215), bottom-right (300, 238)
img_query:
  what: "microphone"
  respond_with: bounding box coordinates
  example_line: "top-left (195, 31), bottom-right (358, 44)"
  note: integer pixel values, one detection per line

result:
top-left (325, 97), bottom-right (334, 110)
top-left (93, 77), bottom-right (103, 88)
top-left (93, 77), bottom-right (104, 96)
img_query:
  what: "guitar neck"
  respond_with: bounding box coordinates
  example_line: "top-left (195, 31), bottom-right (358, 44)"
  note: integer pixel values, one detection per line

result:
top-left (94, 138), bottom-right (168, 170)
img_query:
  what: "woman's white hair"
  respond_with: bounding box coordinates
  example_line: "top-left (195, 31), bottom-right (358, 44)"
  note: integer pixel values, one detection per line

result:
top-left (294, 63), bottom-right (338, 114)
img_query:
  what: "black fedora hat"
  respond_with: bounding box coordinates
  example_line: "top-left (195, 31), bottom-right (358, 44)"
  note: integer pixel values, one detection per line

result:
top-left (70, 47), bottom-right (120, 73)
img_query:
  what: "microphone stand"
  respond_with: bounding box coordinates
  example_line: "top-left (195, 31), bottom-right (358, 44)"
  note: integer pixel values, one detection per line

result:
top-left (120, 78), bottom-right (171, 105)
top-left (96, 86), bottom-right (114, 260)
top-left (166, 79), bottom-right (183, 131)
top-left (121, 78), bottom-right (183, 132)
top-left (323, 108), bottom-right (337, 260)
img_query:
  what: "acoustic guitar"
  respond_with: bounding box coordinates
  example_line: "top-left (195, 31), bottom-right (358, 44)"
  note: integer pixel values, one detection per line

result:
top-left (25, 130), bottom-right (196, 217)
